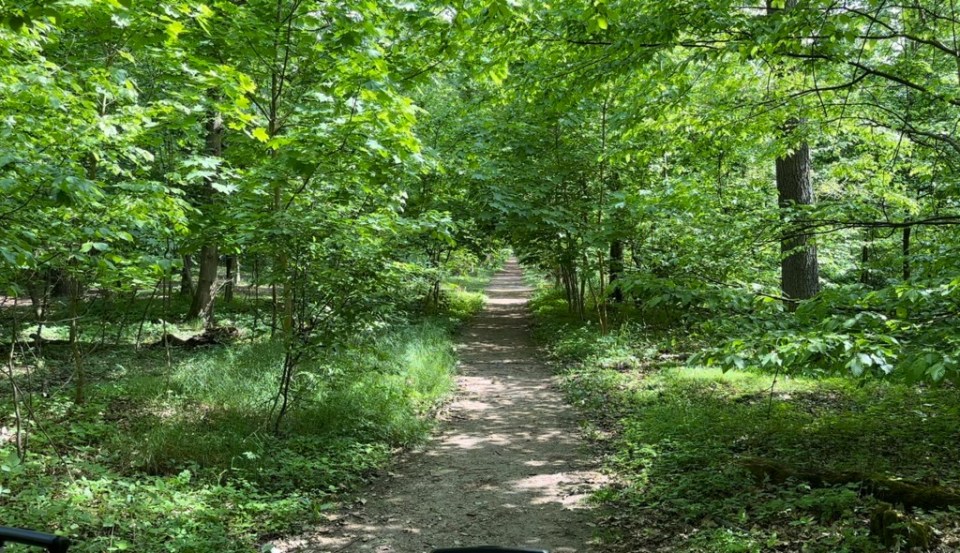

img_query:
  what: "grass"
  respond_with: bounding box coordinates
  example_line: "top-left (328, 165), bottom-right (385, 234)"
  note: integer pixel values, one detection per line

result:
top-left (0, 276), bottom-right (491, 552)
top-left (530, 287), bottom-right (960, 553)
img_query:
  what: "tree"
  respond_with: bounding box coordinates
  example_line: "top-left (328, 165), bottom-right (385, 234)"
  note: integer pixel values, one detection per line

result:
top-left (769, 0), bottom-right (819, 305)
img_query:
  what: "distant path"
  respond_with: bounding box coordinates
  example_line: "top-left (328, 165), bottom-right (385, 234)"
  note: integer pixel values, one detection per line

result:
top-left (279, 259), bottom-right (603, 553)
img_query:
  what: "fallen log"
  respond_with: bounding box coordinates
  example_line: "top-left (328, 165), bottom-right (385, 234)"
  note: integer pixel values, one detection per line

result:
top-left (741, 457), bottom-right (960, 511)
top-left (27, 334), bottom-right (73, 346)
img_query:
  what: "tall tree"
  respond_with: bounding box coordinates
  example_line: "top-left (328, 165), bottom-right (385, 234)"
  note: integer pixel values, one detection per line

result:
top-left (186, 109), bottom-right (224, 321)
top-left (766, 0), bottom-right (820, 305)
top-left (776, 136), bottom-right (819, 303)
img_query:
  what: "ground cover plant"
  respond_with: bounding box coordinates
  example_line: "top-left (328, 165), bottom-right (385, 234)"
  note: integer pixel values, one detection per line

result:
top-left (0, 258), bottom-right (499, 553)
top-left (531, 285), bottom-right (960, 552)
top-left (6, 0), bottom-right (960, 551)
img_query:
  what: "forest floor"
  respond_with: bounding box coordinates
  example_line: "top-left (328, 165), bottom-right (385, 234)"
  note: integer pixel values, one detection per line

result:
top-left (0, 268), bottom-right (497, 553)
top-left (529, 288), bottom-right (960, 552)
top-left (275, 260), bottom-right (604, 553)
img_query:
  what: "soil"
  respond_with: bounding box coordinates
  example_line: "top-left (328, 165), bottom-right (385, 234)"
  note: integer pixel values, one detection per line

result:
top-left (275, 260), bottom-right (604, 553)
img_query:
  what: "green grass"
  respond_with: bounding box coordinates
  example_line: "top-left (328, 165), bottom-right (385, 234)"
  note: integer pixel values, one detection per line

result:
top-left (0, 278), bottom-right (491, 552)
top-left (530, 287), bottom-right (960, 553)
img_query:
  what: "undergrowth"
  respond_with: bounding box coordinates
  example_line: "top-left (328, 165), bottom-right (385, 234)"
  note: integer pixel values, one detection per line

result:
top-left (0, 280), bottom-right (490, 552)
top-left (530, 286), bottom-right (960, 553)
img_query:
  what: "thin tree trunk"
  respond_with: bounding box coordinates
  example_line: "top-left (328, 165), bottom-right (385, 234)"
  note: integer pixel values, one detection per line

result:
top-left (225, 255), bottom-right (237, 303)
top-left (70, 142), bottom-right (96, 404)
top-left (274, 179), bottom-right (294, 335)
top-left (180, 254), bottom-right (194, 296)
top-left (902, 226), bottom-right (912, 281)
top-left (26, 271), bottom-right (44, 322)
top-left (610, 239), bottom-right (624, 303)
top-left (578, 270), bottom-right (587, 319)
top-left (270, 283), bottom-right (278, 336)
top-left (135, 279), bottom-right (162, 349)
top-left (7, 317), bottom-right (25, 458)
top-left (252, 257), bottom-right (261, 339)
top-left (860, 229), bottom-right (872, 285)
top-left (68, 280), bottom-right (84, 404)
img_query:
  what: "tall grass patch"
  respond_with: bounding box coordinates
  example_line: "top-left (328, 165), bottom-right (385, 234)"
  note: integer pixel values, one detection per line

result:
top-left (104, 320), bottom-right (458, 480)
top-left (1, 282), bottom-right (488, 553)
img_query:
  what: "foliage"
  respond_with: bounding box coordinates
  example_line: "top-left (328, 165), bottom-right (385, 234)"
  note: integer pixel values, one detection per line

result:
top-left (531, 289), bottom-right (960, 552)
top-left (409, 0), bottom-right (960, 384)
top-left (6, 0), bottom-right (960, 548)
top-left (0, 269), bottom-right (489, 551)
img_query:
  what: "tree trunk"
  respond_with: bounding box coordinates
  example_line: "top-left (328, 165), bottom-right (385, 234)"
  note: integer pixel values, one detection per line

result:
top-left (225, 255), bottom-right (237, 303)
top-left (859, 228), bottom-right (886, 287)
top-left (609, 239), bottom-right (624, 303)
top-left (769, 0), bottom-right (819, 308)
top-left (776, 139), bottom-right (819, 306)
top-left (25, 270), bottom-right (44, 321)
top-left (278, 245), bottom-right (294, 336)
top-left (187, 245), bottom-right (218, 322)
top-left (187, 109), bottom-right (223, 321)
top-left (180, 254), bottom-right (194, 296)
top-left (67, 279), bottom-right (80, 344)
top-left (51, 269), bottom-right (72, 298)
top-left (5, 332), bottom-right (26, 458)
top-left (68, 279), bottom-right (84, 404)
top-left (578, 270), bottom-right (587, 319)
top-left (902, 226), bottom-right (912, 281)
top-left (860, 229), bottom-right (872, 285)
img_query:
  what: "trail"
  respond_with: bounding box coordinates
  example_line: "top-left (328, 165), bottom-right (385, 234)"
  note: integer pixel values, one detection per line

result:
top-left (279, 260), bottom-right (603, 553)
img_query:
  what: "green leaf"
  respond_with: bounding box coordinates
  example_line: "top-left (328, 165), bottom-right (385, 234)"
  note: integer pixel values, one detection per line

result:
top-left (80, 242), bottom-right (109, 253)
top-left (165, 20), bottom-right (185, 43)
top-left (252, 128), bottom-right (270, 142)
top-left (212, 183), bottom-right (238, 194)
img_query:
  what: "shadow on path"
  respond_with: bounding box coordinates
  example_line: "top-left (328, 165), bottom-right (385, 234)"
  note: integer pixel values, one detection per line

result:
top-left (278, 260), bottom-right (603, 553)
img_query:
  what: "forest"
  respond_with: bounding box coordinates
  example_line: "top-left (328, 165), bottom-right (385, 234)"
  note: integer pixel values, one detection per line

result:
top-left (1, 0), bottom-right (960, 551)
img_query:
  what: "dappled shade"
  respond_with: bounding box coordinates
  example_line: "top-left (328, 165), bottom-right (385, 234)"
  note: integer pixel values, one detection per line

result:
top-left (276, 261), bottom-right (603, 553)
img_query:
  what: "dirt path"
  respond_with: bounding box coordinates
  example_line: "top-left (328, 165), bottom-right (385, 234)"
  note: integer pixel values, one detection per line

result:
top-left (277, 260), bottom-right (603, 553)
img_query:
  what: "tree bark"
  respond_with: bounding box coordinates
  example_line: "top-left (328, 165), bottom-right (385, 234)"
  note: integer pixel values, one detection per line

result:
top-left (186, 109), bottom-right (223, 321)
top-left (187, 245), bottom-right (218, 322)
top-left (224, 255), bottom-right (237, 303)
top-left (769, 0), bottom-right (819, 308)
top-left (902, 226), bottom-right (912, 281)
top-left (68, 278), bottom-right (84, 403)
top-left (26, 273), bottom-right (45, 322)
top-left (860, 229), bottom-right (872, 285)
top-left (609, 239), bottom-right (624, 303)
top-left (180, 254), bottom-right (194, 296)
top-left (777, 139), bottom-right (820, 306)
top-left (51, 269), bottom-right (73, 298)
